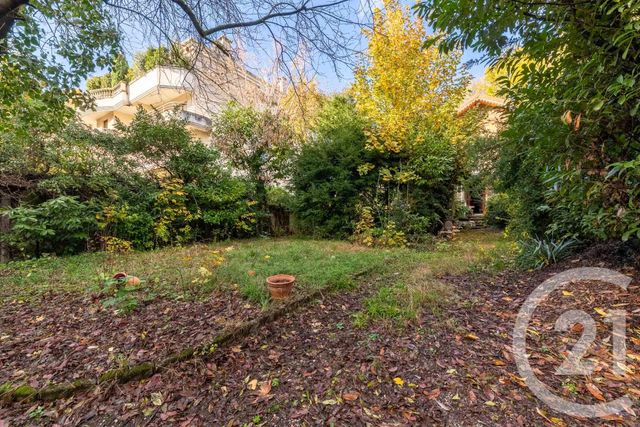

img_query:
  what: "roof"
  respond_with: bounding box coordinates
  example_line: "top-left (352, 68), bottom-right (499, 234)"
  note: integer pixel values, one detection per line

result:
top-left (456, 94), bottom-right (506, 116)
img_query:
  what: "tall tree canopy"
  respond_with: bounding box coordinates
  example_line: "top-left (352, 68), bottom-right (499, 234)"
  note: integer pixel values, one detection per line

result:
top-left (417, 0), bottom-right (640, 240)
top-left (352, 0), bottom-right (464, 153)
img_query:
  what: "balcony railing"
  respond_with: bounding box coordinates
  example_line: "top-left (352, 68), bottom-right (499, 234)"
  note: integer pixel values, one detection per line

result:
top-left (181, 110), bottom-right (212, 128)
top-left (158, 104), bottom-right (211, 128)
top-left (128, 66), bottom-right (192, 103)
top-left (88, 81), bottom-right (128, 100)
top-left (86, 67), bottom-right (191, 108)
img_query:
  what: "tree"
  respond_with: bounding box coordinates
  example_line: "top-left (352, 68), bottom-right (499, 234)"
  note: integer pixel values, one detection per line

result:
top-left (0, 0), bottom-right (372, 136)
top-left (0, 1), bottom-right (118, 137)
top-left (417, 0), bottom-right (640, 241)
top-left (352, 0), bottom-right (464, 154)
top-left (292, 96), bottom-right (376, 237)
top-left (211, 102), bottom-right (296, 230)
top-left (349, 0), bottom-right (467, 239)
top-left (279, 79), bottom-right (326, 142)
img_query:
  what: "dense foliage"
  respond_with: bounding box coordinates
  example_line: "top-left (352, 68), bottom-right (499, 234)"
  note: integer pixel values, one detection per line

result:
top-left (211, 102), bottom-right (297, 233)
top-left (1, 110), bottom-right (255, 258)
top-left (417, 0), bottom-right (640, 242)
top-left (349, 0), bottom-right (468, 244)
top-left (292, 97), bottom-right (376, 237)
top-left (0, 1), bottom-right (118, 138)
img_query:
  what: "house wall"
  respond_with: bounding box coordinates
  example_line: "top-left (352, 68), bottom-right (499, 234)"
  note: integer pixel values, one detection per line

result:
top-left (80, 40), bottom-right (280, 144)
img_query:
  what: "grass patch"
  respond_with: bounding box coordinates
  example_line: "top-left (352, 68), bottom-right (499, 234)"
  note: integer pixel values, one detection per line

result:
top-left (0, 230), bottom-right (512, 309)
top-left (353, 230), bottom-right (511, 326)
top-left (0, 238), bottom-right (408, 304)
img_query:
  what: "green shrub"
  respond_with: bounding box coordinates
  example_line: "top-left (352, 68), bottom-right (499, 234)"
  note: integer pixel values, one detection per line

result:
top-left (5, 110), bottom-right (260, 259)
top-left (420, 0), bottom-right (640, 243)
top-left (3, 196), bottom-right (96, 256)
top-left (485, 193), bottom-right (511, 228)
top-left (454, 200), bottom-right (471, 221)
top-left (98, 275), bottom-right (143, 315)
top-left (517, 237), bottom-right (579, 270)
top-left (292, 97), bottom-right (376, 237)
top-left (211, 102), bottom-right (296, 234)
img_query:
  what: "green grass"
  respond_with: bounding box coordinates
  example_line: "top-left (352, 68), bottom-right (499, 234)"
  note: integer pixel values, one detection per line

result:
top-left (0, 238), bottom-right (403, 304)
top-left (352, 229), bottom-right (512, 326)
top-left (0, 230), bottom-right (511, 308)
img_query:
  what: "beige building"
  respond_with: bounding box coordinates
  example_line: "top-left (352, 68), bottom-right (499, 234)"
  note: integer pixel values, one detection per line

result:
top-left (456, 93), bottom-right (506, 215)
top-left (79, 38), bottom-right (282, 141)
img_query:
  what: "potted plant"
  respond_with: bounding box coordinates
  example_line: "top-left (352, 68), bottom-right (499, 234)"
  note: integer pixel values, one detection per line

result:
top-left (266, 274), bottom-right (296, 300)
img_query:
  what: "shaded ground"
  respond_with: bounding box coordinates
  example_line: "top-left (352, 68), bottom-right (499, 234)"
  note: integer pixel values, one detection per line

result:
top-left (2, 236), bottom-right (639, 425)
top-left (0, 290), bottom-right (260, 387)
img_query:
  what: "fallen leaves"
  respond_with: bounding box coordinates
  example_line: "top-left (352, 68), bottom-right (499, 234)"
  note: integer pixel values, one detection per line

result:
top-left (594, 307), bottom-right (608, 317)
top-left (536, 407), bottom-right (567, 426)
top-left (258, 381), bottom-right (271, 397)
top-left (343, 391), bottom-right (360, 401)
top-left (585, 383), bottom-right (605, 402)
top-left (423, 388), bottom-right (441, 400)
top-left (393, 377), bottom-right (405, 387)
top-left (465, 333), bottom-right (479, 341)
top-left (150, 392), bottom-right (163, 406)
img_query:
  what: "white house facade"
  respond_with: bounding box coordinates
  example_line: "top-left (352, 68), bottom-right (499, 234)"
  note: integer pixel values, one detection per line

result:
top-left (78, 38), bottom-right (283, 142)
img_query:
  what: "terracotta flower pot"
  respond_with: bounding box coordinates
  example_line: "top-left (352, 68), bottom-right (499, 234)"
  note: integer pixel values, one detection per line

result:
top-left (266, 274), bottom-right (296, 300)
top-left (113, 272), bottom-right (127, 280)
top-left (126, 276), bottom-right (141, 287)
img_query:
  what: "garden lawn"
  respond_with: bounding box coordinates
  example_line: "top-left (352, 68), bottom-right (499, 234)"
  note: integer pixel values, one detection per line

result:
top-left (3, 232), bottom-right (640, 426)
top-left (1, 239), bottom-right (409, 304)
top-left (0, 231), bottom-right (507, 397)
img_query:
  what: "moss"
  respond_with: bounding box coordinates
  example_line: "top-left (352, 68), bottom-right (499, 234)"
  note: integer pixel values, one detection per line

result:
top-left (99, 362), bottom-right (155, 384)
top-left (38, 380), bottom-right (93, 401)
top-left (160, 348), bottom-right (195, 367)
top-left (12, 384), bottom-right (37, 400)
top-left (0, 382), bottom-right (12, 394)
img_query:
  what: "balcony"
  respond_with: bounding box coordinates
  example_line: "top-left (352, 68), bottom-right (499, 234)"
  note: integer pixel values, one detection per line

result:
top-left (88, 82), bottom-right (129, 111)
top-left (85, 66), bottom-right (193, 112)
top-left (128, 66), bottom-right (193, 105)
top-left (181, 110), bottom-right (212, 129)
top-left (157, 103), bottom-right (212, 130)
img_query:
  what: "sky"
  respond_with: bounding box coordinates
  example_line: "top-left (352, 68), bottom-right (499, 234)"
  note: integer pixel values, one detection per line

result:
top-left (93, 0), bottom-right (487, 94)
top-left (306, 0), bottom-right (488, 94)
top-left (313, 48), bottom-right (487, 94)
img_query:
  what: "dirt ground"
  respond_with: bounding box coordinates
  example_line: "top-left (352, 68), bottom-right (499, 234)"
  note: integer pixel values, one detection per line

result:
top-left (1, 242), bottom-right (639, 426)
top-left (0, 290), bottom-right (260, 388)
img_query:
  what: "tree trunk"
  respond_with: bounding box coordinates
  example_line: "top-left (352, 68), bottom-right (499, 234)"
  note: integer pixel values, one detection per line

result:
top-left (0, 0), bottom-right (28, 53)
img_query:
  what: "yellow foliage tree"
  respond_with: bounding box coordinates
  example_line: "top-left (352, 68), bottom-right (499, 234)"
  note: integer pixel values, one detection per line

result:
top-left (352, 0), bottom-right (464, 153)
top-left (278, 79), bottom-right (325, 141)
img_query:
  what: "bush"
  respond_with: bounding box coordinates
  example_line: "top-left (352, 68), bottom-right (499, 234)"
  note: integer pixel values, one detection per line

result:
top-left (4, 110), bottom-right (259, 259)
top-left (3, 196), bottom-right (96, 256)
top-left (454, 199), bottom-right (471, 221)
top-left (485, 193), bottom-right (511, 228)
top-left (516, 237), bottom-right (579, 270)
top-left (292, 97), bottom-right (376, 237)
top-left (211, 102), bottom-right (296, 233)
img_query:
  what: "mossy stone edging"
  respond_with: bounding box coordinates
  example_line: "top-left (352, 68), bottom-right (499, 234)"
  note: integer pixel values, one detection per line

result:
top-left (0, 287), bottom-right (325, 404)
